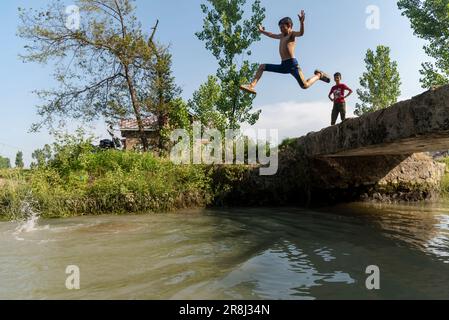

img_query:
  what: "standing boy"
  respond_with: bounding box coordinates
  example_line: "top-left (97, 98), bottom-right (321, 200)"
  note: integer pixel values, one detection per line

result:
top-left (329, 72), bottom-right (353, 125)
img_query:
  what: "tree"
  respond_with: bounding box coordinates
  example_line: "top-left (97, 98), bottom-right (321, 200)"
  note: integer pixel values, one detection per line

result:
top-left (167, 98), bottom-right (192, 133)
top-left (18, 0), bottom-right (165, 151)
top-left (31, 144), bottom-right (53, 168)
top-left (146, 35), bottom-right (190, 153)
top-left (355, 45), bottom-right (401, 116)
top-left (188, 75), bottom-right (227, 133)
top-left (196, 0), bottom-right (265, 130)
top-left (15, 151), bottom-right (24, 169)
top-left (398, 0), bottom-right (449, 88)
top-left (0, 156), bottom-right (11, 169)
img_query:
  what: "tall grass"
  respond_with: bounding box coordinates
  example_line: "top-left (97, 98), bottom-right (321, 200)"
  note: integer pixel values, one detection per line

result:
top-left (0, 149), bottom-right (213, 219)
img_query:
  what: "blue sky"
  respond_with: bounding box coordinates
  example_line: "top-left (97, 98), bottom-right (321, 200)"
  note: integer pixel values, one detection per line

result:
top-left (0, 0), bottom-right (429, 166)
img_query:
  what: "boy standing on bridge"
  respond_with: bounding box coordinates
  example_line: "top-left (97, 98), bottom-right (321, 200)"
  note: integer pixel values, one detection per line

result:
top-left (240, 10), bottom-right (331, 95)
top-left (328, 72), bottom-right (353, 125)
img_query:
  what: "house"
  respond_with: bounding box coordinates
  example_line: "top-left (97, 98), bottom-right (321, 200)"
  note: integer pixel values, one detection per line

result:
top-left (119, 116), bottom-right (160, 151)
top-left (119, 113), bottom-right (199, 151)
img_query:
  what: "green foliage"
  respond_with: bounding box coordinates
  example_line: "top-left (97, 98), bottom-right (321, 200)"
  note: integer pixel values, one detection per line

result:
top-left (206, 164), bottom-right (251, 206)
top-left (441, 174), bottom-right (449, 196)
top-left (188, 75), bottom-right (227, 132)
top-left (0, 156), bottom-right (11, 169)
top-left (1, 139), bottom-right (213, 219)
top-left (0, 131), bottom-right (276, 219)
top-left (147, 45), bottom-right (181, 110)
top-left (196, 0), bottom-right (266, 129)
top-left (18, 0), bottom-right (179, 152)
top-left (438, 157), bottom-right (449, 196)
top-left (15, 151), bottom-right (25, 169)
top-left (0, 168), bottom-right (35, 220)
top-left (31, 144), bottom-right (52, 168)
top-left (46, 130), bottom-right (96, 177)
top-left (18, 0), bottom-right (150, 129)
top-left (168, 98), bottom-right (192, 131)
top-left (398, 0), bottom-right (449, 88)
top-left (355, 45), bottom-right (401, 116)
top-left (146, 44), bottom-right (188, 153)
top-left (279, 138), bottom-right (297, 150)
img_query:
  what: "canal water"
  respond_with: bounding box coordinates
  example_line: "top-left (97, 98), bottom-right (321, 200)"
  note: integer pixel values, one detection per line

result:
top-left (1, 202), bottom-right (449, 299)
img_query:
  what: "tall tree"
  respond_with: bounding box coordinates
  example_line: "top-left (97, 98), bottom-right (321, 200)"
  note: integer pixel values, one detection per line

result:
top-left (18, 0), bottom-right (164, 151)
top-left (15, 151), bottom-right (24, 169)
top-left (355, 45), bottom-right (401, 116)
top-left (146, 32), bottom-right (190, 153)
top-left (196, 0), bottom-right (265, 130)
top-left (398, 0), bottom-right (449, 88)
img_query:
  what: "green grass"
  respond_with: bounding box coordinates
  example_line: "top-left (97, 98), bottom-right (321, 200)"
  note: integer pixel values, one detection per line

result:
top-left (437, 157), bottom-right (449, 196)
top-left (0, 150), bottom-right (215, 220)
top-left (0, 143), bottom-right (257, 220)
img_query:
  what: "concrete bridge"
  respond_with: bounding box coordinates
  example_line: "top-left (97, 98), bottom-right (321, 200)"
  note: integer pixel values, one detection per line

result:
top-left (225, 86), bottom-right (449, 206)
top-left (297, 85), bottom-right (449, 158)
top-left (284, 85), bottom-right (449, 204)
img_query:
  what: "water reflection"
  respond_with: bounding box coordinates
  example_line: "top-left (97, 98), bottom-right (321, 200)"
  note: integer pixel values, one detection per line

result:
top-left (326, 202), bottom-right (449, 264)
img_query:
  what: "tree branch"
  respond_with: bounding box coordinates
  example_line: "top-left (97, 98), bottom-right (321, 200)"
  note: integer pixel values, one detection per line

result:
top-left (149, 19), bottom-right (160, 44)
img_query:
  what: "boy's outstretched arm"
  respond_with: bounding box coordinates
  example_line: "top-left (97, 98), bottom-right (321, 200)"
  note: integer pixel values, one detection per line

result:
top-left (292, 10), bottom-right (305, 37)
top-left (258, 25), bottom-right (282, 39)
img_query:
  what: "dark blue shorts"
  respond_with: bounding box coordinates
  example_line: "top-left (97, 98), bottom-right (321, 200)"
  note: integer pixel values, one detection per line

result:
top-left (264, 58), bottom-right (306, 88)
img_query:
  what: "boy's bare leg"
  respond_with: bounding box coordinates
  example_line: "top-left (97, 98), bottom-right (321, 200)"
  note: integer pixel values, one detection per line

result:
top-left (298, 70), bottom-right (326, 89)
top-left (240, 64), bottom-right (265, 94)
top-left (250, 64), bottom-right (266, 87)
top-left (302, 73), bottom-right (321, 88)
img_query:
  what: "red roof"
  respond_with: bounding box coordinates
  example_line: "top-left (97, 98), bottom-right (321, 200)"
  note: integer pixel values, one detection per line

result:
top-left (120, 116), bottom-right (158, 131)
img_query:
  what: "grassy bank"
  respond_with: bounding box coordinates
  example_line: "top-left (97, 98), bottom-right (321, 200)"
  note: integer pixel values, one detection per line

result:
top-left (0, 150), bottom-right (216, 220)
top-left (3, 137), bottom-right (449, 221)
top-left (0, 133), bottom-right (258, 220)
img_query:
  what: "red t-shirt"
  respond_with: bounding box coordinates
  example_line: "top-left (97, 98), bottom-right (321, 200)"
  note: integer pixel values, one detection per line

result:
top-left (330, 84), bottom-right (350, 104)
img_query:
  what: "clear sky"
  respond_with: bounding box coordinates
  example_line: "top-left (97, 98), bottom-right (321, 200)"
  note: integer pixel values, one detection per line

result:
top-left (0, 0), bottom-right (429, 166)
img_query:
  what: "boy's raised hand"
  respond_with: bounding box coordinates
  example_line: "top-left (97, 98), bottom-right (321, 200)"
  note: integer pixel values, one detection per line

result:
top-left (258, 25), bottom-right (265, 33)
top-left (298, 10), bottom-right (305, 23)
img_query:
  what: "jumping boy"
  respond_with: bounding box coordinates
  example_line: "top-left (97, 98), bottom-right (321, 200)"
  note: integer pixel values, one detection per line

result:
top-left (240, 10), bottom-right (330, 95)
top-left (328, 72), bottom-right (353, 125)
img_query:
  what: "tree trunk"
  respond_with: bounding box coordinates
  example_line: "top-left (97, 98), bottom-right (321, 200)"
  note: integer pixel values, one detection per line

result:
top-left (124, 64), bottom-right (149, 152)
top-left (157, 110), bottom-right (169, 153)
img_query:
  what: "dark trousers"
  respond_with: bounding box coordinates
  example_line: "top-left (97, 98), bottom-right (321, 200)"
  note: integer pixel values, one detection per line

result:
top-left (331, 102), bottom-right (346, 125)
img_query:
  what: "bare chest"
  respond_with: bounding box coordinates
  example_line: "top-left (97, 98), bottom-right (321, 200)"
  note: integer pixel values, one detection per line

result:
top-left (279, 35), bottom-right (296, 51)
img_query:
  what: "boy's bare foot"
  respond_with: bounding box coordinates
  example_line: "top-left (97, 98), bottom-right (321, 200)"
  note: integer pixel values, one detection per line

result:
top-left (240, 84), bottom-right (257, 95)
top-left (314, 70), bottom-right (331, 83)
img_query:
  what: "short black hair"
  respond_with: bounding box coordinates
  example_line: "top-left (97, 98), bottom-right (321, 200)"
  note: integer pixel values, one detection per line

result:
top-left (334, 72), bottom-right (342, 78)
top-left (278, 17), bottom-right (293, 27)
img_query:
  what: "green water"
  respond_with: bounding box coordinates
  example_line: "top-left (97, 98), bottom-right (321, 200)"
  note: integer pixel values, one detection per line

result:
top-left (1, 202), bottom-right (449, 300)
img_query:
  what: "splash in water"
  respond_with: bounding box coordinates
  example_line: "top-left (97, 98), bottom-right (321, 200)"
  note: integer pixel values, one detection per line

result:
top-left (13, 196), bottom-right (48, 240)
